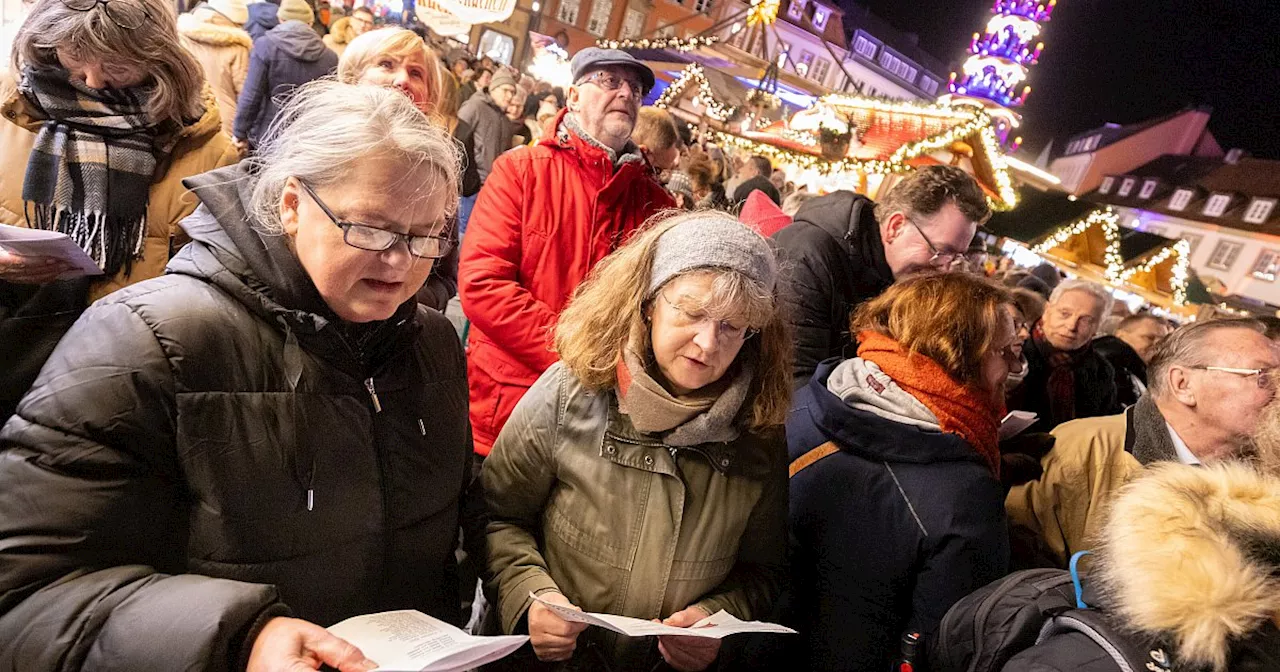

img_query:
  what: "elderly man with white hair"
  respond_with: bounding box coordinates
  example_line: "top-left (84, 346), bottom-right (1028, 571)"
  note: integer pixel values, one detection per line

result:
top-left (1006, 317), bottom-right (1278, 568)
top-left (1009, 278), bottom-right (1122, 433)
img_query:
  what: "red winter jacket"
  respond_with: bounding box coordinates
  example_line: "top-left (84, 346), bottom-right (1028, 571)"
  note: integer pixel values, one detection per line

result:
top-left (459, 109), bottom-right (674, 455)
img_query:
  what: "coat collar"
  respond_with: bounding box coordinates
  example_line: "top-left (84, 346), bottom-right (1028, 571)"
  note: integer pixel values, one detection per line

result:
top-left (178, 11), bottom-right (254, 48)
top-left (542, 108), bottom-right (646, 170)
top-left (1125, 395), bottom-right (1180, 466)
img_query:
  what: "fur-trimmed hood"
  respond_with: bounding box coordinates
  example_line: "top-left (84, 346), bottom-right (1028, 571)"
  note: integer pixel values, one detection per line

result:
top-left (1095, 462), bottom-right (1280, 671)
top-left (177, 11), bottom-right (253, 48)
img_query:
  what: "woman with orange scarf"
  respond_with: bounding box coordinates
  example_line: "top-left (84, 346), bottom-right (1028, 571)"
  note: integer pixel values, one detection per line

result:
top-left (782, 272), bottom-right (1020, 672)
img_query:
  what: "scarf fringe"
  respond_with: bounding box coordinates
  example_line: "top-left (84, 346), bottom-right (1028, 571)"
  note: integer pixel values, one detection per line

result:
top-left (29, 204), bottom-right (146, 277)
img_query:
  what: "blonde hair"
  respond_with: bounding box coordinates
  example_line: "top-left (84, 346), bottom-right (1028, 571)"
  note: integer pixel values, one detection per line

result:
top-left (852, 272), bottom-right (1014, 386)
top-left (337, 28), bottom-right (443, 121)
top-left (13, 0), bottom-right (206, 127)
top-left (555, 210), bottom-right (792, 431)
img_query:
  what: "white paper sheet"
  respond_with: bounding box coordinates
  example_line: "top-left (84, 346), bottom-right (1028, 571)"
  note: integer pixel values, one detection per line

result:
top-left (528, 592), bottom-right (796, 639)
top-left (0, 224), bottom-right (103, 278)
top-left (999, 410), bottom-right (1039, 440)
top-left (327, 610), bottom-right (528, 672)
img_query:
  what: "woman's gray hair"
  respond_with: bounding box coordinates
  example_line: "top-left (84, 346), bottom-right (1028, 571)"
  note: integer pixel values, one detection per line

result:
top-left (248, 80), bottom-right (462, 234)
top-left (12, 0), bottom-right (206, 126)
top-left (1047, 278), bottom-right (1114, 318)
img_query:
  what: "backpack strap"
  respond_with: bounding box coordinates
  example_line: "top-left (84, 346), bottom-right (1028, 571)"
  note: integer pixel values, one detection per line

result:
top-left (1037, 610), bottom-right (1174, 672)
top-left (789, 441), bottom-right (839, 478)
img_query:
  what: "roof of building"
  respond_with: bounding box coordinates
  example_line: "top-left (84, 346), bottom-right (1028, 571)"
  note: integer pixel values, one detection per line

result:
top-left (985, 186), bottom-right (1095, 243)
top-left (1054, 105), bottom-right (1215, 159)
top-left (1085, 154), bottom-right (1280, 235)
top-left (838, 3), bottom-right (948, 77)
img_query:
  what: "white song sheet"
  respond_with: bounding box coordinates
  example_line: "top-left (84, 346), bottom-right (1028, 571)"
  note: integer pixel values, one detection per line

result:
top-left (0, 224), bottom-right (103, 279)
top-left (528, 592), bottom-right (796, 639)
top-left (327, 610), bottom-right (528, 672)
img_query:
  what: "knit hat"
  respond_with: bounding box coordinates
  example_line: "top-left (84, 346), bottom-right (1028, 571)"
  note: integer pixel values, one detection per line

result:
top-left (488, 68), bottom-right (516, 93)
top-left (277, 0), bottom-right (313, 25)
top-left (648, 214), bottom-right (777, 296)
top-left (738, 189), bottom-right (792, 237)
top-left (666, 171), bottom-right (694, 200)
top-left (203, 0), bottom-right (249, 24)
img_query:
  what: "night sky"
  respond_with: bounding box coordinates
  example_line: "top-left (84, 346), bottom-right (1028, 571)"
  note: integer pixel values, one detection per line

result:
top-left (843, 0), bottom-right (1280, 159)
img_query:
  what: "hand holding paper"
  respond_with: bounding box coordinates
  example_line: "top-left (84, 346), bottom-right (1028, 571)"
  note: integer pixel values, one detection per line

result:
top-left (0, 224), bottom-right (103, 282)
top-left (528, 592), bottom-right (796, 640)
top-left (326, 610), bottom-right (528, 672)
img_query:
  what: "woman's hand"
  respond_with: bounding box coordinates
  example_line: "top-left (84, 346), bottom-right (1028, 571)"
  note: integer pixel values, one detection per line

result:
top-left (247, 616), bottom-right (378, 672)
top-left (657, 605), bottom-right (720, 672)
top-left (0, 248), bottom-right (73, 284)
top-left (526, 591), bottom-right (588, 661)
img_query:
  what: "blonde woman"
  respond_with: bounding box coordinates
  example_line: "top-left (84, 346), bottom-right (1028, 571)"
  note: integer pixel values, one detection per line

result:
top-left (483, 210), bottom-right (791, 671)
top-left (0, 0), bottom-right (237, 421)
top-left (338, 28), bottom-right (470, 309)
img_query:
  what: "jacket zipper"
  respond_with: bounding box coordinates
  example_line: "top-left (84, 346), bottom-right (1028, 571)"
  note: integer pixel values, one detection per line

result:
top-left (364, 377), bottom-right (382, 413)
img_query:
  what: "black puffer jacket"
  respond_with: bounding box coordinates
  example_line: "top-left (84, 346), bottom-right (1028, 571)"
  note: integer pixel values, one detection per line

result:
top-left (1091, 335), bottom-right (1146, 408)
top-left (770, 191), bottom-right (893, 389)
top-left (0, 164), bottom-right (479, 670)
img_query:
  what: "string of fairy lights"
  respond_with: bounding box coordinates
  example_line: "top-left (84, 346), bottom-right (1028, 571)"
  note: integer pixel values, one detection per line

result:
top-left (595, 35), bottom-right (720, 52)
top-left (653, 64), bottom-right (737, 122)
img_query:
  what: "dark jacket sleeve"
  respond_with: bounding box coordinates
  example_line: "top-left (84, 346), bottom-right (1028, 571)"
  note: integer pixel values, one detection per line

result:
top-left (417, 221), bottom-right (459, 310)
top-left (0, 301), bottom-right (283, 671)
top-left (915, 475), bottom-right (1010, 663)
top-left (772, 224), bottom-right (841, 389)
top-left (234, 45), bottom-right (270, 141)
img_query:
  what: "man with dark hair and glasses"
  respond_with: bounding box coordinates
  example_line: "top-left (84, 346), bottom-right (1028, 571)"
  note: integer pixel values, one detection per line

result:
top-left (458, 47), bottom-right (673, 461)
top-left (771, 164), bottom-right (993, 388)
top-left (1007, 317), bottom-right (1280, 568)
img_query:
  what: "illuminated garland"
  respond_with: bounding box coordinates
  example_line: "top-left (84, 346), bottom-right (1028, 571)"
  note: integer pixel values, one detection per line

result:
top-left (654, 64), bottom-right (736, 122)
top-left (1119, 239), bottom-right (1191, 305)
top-left (1031, 209), bottom-right (1117, 255)
top-left (595, 35), bottom-right (719, 52)
top-left (746, 0), bottom-right (779, 26)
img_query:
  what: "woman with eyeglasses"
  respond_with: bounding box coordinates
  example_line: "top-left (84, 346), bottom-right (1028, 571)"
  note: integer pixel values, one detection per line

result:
top-left (0, 0), bottom-right (238, 422)
top-left (782, 272), bottom-right (1015, 672)
top-left (482, 210), bottom-right (791, 671)
top-left (0, 81), bottom-right (480, 672)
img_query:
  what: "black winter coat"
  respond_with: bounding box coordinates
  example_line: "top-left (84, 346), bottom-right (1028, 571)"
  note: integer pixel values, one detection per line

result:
top-left (0, 165), bottom-right (480, 671)
top-left (1091, 335), bottom-right (1146, 408)
top-left (770, 192), bottom-right (894, 389)
top-left (1010, 338), bottom-right (1120, 433)
top-left (784, 360), bottom-right (1009, 672)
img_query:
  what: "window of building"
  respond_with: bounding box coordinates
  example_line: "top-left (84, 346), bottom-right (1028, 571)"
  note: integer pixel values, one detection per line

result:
top-left (1117, 177), bottom-right (1136, 197)
top-left (1098, 176), bottom-right (1114, 194)
top-left (556, 0), bottom-right (579, 25)
top-left (585, 0), bottom-right (612, 35)
top-left (852, 33), bottom-right (878, 59)
top-left (476, 30), bottom-right (515, 65)
top-left (1243, 198), bottom-right (1277, 224)
top-left (812, 6), bottom-right (829, 30)
top-left (919, 77), bottom-right (938, 95)
top-left (877, 50), bottom-right (916, 83)
top-left (1139, 179), bottom-right (1158, 199)
top-left (1252, 250), bottom-right (1280, 281)
top-left (810, 57), bottom-right (831, 84)
top-left (1203, 193), bottom-right (1232, 217)
top-left (795, 50), bottom-right (814, 75)
top-left (620, 8), bottom-right (644, 38)
top-left (1168, 188), bottom-right (1194, 211)
top-left (1181, 233), bottom-right (1203, 255)
top-left (693, 0), bottom-right (712, 12)
top-left (1206, 240), bottom-right (1244, 271)
top-left (787, 0), bottom-right (805, 20)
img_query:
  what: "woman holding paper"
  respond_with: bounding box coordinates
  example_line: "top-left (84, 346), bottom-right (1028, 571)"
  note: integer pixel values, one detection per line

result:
top-left (0, 0), bottom-right (237, 420)
top-left (0, 82), bottom-right (479, 672)
top-left (784, 272), bottom-right (1017, 671)
top-left (482, 210), bottom-right (791, 671)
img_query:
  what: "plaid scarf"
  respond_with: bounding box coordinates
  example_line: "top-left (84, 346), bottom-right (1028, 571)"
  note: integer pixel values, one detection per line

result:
top-left (20, 66), bottom-right (162, 277)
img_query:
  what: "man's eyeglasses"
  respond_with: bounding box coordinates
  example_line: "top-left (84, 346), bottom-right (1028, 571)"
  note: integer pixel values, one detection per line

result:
top-left (298, 180), bottom-right (451, 260)
top-left (906, 217), bottom-right (969, 271)
top-left (1189, 365), bottom-right (1277, 389)
top-left (578, 70), bottom-right (648, 96)
top-left (658, 292), bottom-right (757, 343)
top-left (60, 0), bottom-right (151, 30)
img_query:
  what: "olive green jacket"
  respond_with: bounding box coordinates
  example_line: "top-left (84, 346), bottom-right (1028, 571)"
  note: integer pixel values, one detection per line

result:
top-left (483, 362), bottom-right (788, 667)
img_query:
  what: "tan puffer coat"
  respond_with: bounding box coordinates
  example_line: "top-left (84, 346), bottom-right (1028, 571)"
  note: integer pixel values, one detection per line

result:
top-left (178, 8), bottom-right (252, 137)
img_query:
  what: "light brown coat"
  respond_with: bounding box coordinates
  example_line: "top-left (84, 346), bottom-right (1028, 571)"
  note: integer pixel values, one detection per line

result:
top-left (178, 9), bottom-right (253, 138)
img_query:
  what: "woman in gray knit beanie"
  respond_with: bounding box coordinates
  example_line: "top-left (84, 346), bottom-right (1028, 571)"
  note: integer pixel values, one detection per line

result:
top-left (481, 209), bottom-right (792, 671)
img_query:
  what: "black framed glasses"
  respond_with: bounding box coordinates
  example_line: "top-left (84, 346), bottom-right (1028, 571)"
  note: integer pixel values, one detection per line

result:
top-left (298, 180), bottom-right (452, 260)
top-left (60, 0), bottom-right (152, 30)
top-left (906, 216), bottom-right (969, 271)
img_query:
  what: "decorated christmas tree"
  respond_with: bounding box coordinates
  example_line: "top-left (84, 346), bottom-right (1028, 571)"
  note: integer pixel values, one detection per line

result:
top-left (945, 0), bottom-right (1056, 149)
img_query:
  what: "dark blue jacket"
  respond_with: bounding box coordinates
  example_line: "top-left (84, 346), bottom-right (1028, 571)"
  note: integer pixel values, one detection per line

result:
top-left (786, 359), bottom-right (1009, 672)
top-left (243, 2), bottom-right (279, 41)
top-left (233, 20), bottom-right (337, 145)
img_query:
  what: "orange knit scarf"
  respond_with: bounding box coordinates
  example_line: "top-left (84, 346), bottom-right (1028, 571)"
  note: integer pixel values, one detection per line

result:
top-left (857, 331), bottom-right (1004, 477)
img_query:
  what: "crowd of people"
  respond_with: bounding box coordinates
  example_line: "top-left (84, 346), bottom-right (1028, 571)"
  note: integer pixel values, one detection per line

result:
top-left (1, 1), bottom-right (1279, 671)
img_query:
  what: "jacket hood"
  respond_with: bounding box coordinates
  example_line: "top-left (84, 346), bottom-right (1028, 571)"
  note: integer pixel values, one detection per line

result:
top-left (327, 16), bottom-right (355, 44)
top-left (178, 11), bottom-right (253, 48)
top-left (245, 2), bottom-right (280, 33)
top-left (270, 20), bottom-right (329, 61)
top-left (797, 359), bottom-right (986, 466)
top-left (1095, 462), bottom-right (1280, 671)
top-left (826, 357), bottom-right (940, 433)
top-left (791, 190), bottom-right (893, 295)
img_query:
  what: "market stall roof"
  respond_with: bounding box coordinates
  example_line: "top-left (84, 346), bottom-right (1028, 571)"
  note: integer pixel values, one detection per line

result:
top-left (985, 187), bottom-right (1094, 242)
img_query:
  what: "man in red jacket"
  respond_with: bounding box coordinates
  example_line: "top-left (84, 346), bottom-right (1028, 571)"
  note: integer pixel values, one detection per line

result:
top-left (459, 48), bottom-right (675, 456)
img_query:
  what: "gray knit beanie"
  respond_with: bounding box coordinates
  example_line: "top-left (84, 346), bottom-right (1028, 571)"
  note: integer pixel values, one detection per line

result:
top-left (648, 213), bottom-right (778, 297)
